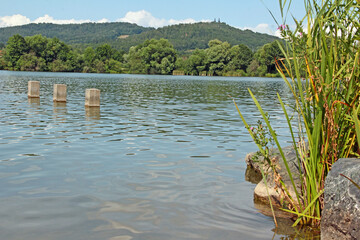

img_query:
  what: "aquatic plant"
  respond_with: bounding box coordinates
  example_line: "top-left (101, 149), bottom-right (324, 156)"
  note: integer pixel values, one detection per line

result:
top-left (236, 0), bottom-right (360, 226)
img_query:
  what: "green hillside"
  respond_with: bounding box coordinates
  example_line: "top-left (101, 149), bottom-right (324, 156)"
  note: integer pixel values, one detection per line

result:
top-left (0, 22), bottom-right (152, 45)
top-left (112, 22), bottom-right (279, 52)
top-left (0, 21), bottom-right (279, 53)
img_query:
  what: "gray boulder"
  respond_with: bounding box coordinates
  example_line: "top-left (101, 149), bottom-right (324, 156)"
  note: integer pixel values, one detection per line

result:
top-left (321, 158), bottom-right (360, 240)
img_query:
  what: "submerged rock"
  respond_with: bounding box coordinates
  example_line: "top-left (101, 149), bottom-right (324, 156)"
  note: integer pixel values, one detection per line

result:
top-left (245, 145), bottom-right (302, 210)
top-left (246, 148), bottom-right (360, 237)
top-left (245, 165), bottom-right (263, 184)
top-left (321, 158), bottom-right (360, 240)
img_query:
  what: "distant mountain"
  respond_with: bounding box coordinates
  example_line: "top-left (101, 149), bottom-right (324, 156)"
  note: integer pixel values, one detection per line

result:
top-left (0, 22), bottom-right (152, 45)
top-left (111, 22), bottom-right (279, 52)
top-left (0, 21), bottom-right (279, 53)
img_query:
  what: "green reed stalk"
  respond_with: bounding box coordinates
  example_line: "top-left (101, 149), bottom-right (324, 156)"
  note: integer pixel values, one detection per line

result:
top-left (237, 0), bottom-right (360, 226)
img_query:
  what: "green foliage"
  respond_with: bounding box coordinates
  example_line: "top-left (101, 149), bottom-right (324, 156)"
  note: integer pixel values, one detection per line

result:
top-left (49, 59), bottom-right (68, 72)
top-left (249, 116), bottom-right (277, 162)
top-left (2, 34), bottom-right (127, 74)
top-left (112, 49), bottom-right (125, 62)
top-left (205, 39), bottom-right (231, 76)
top-left (106, 59), bottom-right (124, 73)
top-left (4, 34), bottom-right (29, 68)
top-left (222, 69), bottom-right (247, 77)
top-left (226, 44), bottom-right (253, 72)
top-left (238, 0), bottom-right (360, 227)
top-left (0, 19), bottom-right (285, 77)
top-left (253, 41), bottom-right (284, 74)
top-left (183, 49), bottom-right (207, 75)
top-left (0, 21), bottom-right (279, 54)
top-left (17, 53), bottom-right (46, 71)
top-left (125, 46), bottom-right (146, 74)
top-left (43, 37), bottom-right (70, 63)
top-left (277, 0), bottom-right (360, 226)
top-left (84, 47), bottom-right (95, 66)
top-left (95, 44), bottom-right (113, 61)
top-left (93, 59), bottom-right (106, 73)
top-left (25, 35), bottom-right (48, 58)
top-left (0, 22), bottom-right (150, 46)
top-left (125, 38), bottom-right (177, 75)
top-left (174, 57), bottom-right (186, 71)
top-left (114, 22), bottom-right (279, 52)
top-left (64, 51), bottom-right (82, 72)
top-left (183, 40), bottom-right (263, 76)
top-left (2, 31), bottom-right (283, 77)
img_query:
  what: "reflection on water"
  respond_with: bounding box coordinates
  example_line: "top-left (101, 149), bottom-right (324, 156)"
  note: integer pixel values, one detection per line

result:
top-left (245, 165), bottom-right (263, 184)
top-left (85, 106), bottom-right (101, 120)
top-left (0, 71), bottom-right (320, 240)
top-left (28, 97), bottom-right (40, 106)
top-left (53, 102), bottom-right (67, 124)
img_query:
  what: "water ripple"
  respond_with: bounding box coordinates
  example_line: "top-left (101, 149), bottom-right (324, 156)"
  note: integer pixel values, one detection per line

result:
top-left (0, 71), bottom-right (319, 239)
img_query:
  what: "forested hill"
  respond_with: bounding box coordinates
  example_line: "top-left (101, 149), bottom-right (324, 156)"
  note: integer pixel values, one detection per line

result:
top-left (0, 22), bottom-right (152, 45)
top-left (111, 22), bottom-right (279, 52)
top-left (0, 21), bottom-right (279, 52)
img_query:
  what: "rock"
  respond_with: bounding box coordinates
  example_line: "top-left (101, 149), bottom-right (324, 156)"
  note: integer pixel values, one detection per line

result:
top-left (321, 158), bottom-right (360, 240)
top-left (245, 145), bottom-right (302, 209)
top-left (245, 165), bottom-right (262, 184)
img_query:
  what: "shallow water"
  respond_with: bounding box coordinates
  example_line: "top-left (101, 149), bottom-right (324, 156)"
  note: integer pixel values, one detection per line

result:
top-left (0, 71), bottom-right (320, 239)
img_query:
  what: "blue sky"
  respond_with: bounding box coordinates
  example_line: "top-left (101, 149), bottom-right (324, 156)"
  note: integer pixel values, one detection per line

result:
top-left (0, 0), bottom-right (306, 36)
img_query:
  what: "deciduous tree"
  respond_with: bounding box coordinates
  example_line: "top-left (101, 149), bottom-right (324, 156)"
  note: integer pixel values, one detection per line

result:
top-left (226, 44), bottom-right (253, 72)
top-left (126, 38), bottom-right (177, 75)
top-left (26, 35), bottom-right (48, 58)
top-left (205, 39), bottom-right (231, 76)
top-left (184, 49), bottom-right (206, 75)
top-left (5, 34), bottom-right (29, 68)
top-left (95, 44), bottom-right (113, 61)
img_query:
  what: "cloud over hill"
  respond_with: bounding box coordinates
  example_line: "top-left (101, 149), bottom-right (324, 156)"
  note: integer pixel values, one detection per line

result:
top-left (0, 11), bottom-right (278, 36)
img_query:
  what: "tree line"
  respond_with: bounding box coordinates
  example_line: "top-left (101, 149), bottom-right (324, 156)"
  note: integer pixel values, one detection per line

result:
top-left (0, 22), bottom-right (279, 53)
top-left (0, 34), bottom-right (285, 77)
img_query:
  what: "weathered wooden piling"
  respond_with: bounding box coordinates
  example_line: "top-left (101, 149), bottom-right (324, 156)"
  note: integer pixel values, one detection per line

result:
top-left (85, 88), bottom-right (100, 107)
top-left (28, 81), bottom-right (40, 98)
top-left (53, 84), bottom-right (67, 102)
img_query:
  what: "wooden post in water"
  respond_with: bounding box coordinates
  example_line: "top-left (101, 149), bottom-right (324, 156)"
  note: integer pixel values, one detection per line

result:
top-left (28, 81), bottom-right (40, 98)
top-left (53, 84), bottom-right (67, 102)
top-left (85, 88), bottom-right (100, 107)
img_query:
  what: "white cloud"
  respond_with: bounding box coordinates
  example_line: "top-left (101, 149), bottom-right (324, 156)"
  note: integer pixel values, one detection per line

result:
top-left (97, 18), bottom-right (110, 23)
top-left (0, 14), bottom-right (31, 27)
top-left (240, 23), bottom-right (279, 36)
top-left (34, 14), bottom-right (93, 24)
top-left (118, 10), bottom-right (163, 28)
top-left (117, 10), bottom-right (204, 28)
top-left (0, 12), bottom-right (208, 29)
top-left (0, 14), bottom-right (110, 28)
top-left (274, 29), bottom-right (282, 38)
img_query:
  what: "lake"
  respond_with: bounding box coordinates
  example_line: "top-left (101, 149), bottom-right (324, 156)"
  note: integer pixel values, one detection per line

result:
top-left (0, 71), bottom-right (320, 239)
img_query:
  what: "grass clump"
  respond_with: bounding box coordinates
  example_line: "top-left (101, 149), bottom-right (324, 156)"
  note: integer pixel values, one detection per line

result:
top-left (236, 0), bottom-right (360, 226)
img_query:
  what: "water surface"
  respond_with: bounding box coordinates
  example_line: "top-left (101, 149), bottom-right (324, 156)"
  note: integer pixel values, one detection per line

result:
top-left (0, 71), bottom-right (319, 239)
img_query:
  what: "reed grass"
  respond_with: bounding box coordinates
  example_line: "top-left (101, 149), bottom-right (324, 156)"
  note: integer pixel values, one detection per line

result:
top-left (236, 0), bottom-right (360, 226)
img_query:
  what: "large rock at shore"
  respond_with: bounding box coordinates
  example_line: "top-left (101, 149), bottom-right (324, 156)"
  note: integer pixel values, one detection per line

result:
top-left (245, 145), bottom-right (302, 210)
top-left (321, 158), bottom-right (360, 240)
